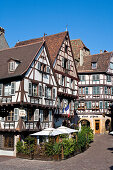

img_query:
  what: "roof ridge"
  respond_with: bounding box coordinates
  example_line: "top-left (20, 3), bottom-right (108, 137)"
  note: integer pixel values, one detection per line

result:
top-left (16, 31), bottom-right (67, 46)
top-left (84, 51), bottom-right (113, 58)
top-left (0, 40), bottom-right (44, 52)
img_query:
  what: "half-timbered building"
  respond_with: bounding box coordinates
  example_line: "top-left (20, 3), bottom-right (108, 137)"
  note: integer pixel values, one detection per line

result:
top-left (0, 41), bottom-right (57, 156)
top-left (15, 32), bottom-right (79, 127)
top-left (76, 51), bottom-right (112, 134)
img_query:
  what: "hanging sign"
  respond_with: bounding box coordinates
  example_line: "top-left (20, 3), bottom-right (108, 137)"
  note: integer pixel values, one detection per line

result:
top-left (19, 109), bottom-right (26, 117)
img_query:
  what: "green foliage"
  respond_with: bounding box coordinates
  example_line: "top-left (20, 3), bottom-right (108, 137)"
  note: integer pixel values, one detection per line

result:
top-left (45, 141), bottom-right (54, 156)
top-left (77, 126), bottom-right (94, 152)
top-left (16, 136), bottom-right (36, 155)
top-left (62, 138), bottom-right (75, 157)
top-left (53, 143), bottom-right (61, 155)
top-left (16, 141), bottom-right (23, 153)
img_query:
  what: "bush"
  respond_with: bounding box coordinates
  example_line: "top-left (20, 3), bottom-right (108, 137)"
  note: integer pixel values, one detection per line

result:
top-left (16, 141), bottom-right (23, 153)
top-left (62, 138), bottom-right (75, 157)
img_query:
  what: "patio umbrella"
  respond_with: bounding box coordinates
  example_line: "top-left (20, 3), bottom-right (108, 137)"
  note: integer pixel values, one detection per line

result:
top-left (57, 126), bottom-right (78, 134)
top-left (30, 127), bottom-right (64, 136)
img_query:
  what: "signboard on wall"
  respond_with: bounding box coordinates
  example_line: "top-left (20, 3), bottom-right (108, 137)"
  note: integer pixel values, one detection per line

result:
top-left (19, 109), bottom-right (26, 117)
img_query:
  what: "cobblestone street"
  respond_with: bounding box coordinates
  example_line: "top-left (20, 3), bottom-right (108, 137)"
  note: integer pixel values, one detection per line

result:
top-left (0, 134), bottom-right (113, 170)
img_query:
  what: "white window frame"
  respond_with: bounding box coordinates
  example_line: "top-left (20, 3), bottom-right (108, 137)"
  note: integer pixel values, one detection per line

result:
top-left (28, 82), bottom-right (32, 96)
top-left (38, 85), bottom-right (42, 97)
top-left (34, 109), bottom-right (39, 121)
top-left (11, 82), bottom-right (15, 95)
top-left (14, 108), bottom-right (19, 121)
top-left (49, 110), bottom-right (52, 122)
top-left (9, 61), bottom-right (15, 72)
top-left (40, 110), bottom-right (43, 122)
top-left (4, 84), bottom-right (11, 96)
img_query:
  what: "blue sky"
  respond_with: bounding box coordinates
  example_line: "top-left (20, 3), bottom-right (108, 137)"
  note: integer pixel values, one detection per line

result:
top-left (1, 0), bottom-right (113, 54)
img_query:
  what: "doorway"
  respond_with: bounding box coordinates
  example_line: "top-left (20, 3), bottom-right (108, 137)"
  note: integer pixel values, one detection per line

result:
top-left (95, 120), bottom-right (100, 134)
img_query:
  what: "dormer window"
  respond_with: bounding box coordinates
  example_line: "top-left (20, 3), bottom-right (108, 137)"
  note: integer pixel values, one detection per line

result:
top-left (92, 62), bottom-right (97, 69)
top-left (9, 61), bottom-right (15, 72)
top-left (8, 58), bottom-right (20, 73)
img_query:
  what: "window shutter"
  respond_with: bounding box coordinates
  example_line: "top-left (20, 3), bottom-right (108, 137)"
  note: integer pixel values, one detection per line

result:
top-left (34, 109), bottom-right (39, 121)
top-left (11, 82), bottom-right (15, 95)
top-left (40, 110), bottom-right (43, 122)
top-left (62, 58), bottom-right (64, 68)
top-left (49, 110), bottom-right (52, 121)
top-left (89, 101), bottom-right (91, 109)
top-left (68, 60), bottom-right (70, 70)
top-left (38, 85), bottom-right (42, 97)
top-left (46, 66), bottom-right (50, 73)
top-left (45, 86), bottom-right (47, 98)
top-left (37, 62), bottom-right (41, 70)
top-left (14, 108), bottom-right (19, 121)
top-left (53, 88), bottom-right (55, 99)
top-left (85, 87), bottom-right (88, 94)
top-left (0, 84), bottom-right (3, 96)
top-left (28, 82), bottom-right (32, 96)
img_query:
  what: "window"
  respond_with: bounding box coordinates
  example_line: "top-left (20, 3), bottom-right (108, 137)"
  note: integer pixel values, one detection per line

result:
top-left (40, 110), bottom-right (43, 122)
top-left (33, 84), bottom-right (37, 96)
top-left (107, 75), bottom-right (111, 82)
top-left (53, 88), bottom-right (56, 99)
top-left (11, 82), bottom-right (15, 95)
top-left (99, 101), bottom-right (103, 109)
top-left (104, 87), bottom-right (108, 94)
top-left (68, 60), bottom-right (70, 70)
top-left (92, 62), bottom-right (97, 69)
top-left (28, 82), bottom-right (32, 96)
top-left (46, 66), bottom-right (50, 73)
top-left (14, 108), bottom-right (19, 121)
top-left (92, 74), bottom-right (100, 81)
top-left (93, 86), bottom-right (100, 95)
top-left (9, 61), bottom-right (15, 72)
top-left (37, 62), bottom-right (41, 70)
top-left (62, 58), bottom-right (64, 68)
top-left (85, 87), bottom-right (88, 94)
top-left (34, 109), bottom-right (39, 121)
top-left (38, 85), bottom-right (42, 97)
top-left (60, 75), bottom-right (64, 86)
top-left (4, 135), bottom-right (14, 148)
top-left (65, 45), bottom-right (68, 53)
top-left (4, 84), bottom-right (11, 96)
top-left (86, 101), bottom-right (91, 109)
top-left (110, 62), bottom-right (113, 69)
top-left (79, 75), bottom-right (85, 81)
top-left (105, 101), bottom-right (109, 109)
top-left (47, 88), bottom-right (51, 99)
top-left (0, 84), bottom-right (3, 96)
top-left (7, 111), bottom-right (14, 121)
top-left (49, 110), bottom-right (52, 121)
top-left (111, 87), bottom-right (113, 95)
top-left (28, 110), bottom-right (32, 121)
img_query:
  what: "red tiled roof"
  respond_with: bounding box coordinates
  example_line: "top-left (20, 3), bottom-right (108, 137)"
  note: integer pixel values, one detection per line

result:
top-left (15, 31), bottom-right (68, 65)
top-left (71, 39), bottom-right (89, 61)
top-left (77, 52), bottom-right (113, 73)
top-left (0, 41), bottom-right (44, 80)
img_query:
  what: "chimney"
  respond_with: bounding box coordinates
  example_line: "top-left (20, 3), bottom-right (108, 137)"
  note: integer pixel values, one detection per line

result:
top-left (100, 50), bottom-right (103, 54)
top-left (0, 27), bottom-right (9, 49)
top-left (80, 49), bottom-right (83, 66)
